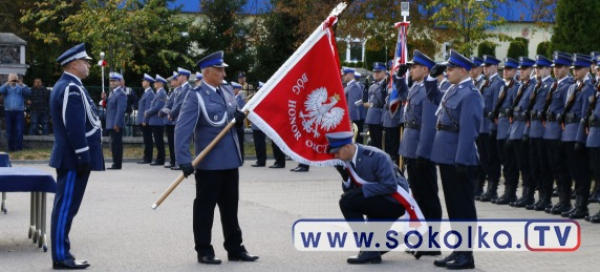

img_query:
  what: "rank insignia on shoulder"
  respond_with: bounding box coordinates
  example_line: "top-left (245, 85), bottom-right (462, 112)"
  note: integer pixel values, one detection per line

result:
top-left (363, 149), bottom-right (374, 157)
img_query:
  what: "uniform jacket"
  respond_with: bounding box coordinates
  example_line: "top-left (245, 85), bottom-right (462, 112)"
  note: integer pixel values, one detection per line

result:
top-left (147, 87), bottom-right (167, 126)
top-left (49, 72), bottom-right (104, 170)
top-left (529, 76), bottom-right (553, 138)
top-left (543, 76), bottom-right (575, 140)
top-left (427, 78), bottom-right (484, 166)
top-left (382, 78), bottom-right (405, 128)
top-left (105, 86), bottom-right (127, 129)
top-left (365, 80), bottom-right (385, 125)
top-left (161, 87), bottom-right (179, 126)
top-left (345, 80), bottom-right (365, 121)
top-left (509, 78), bottom-right (537, 140)
top-left (584, 91), bottom-right (600, 147)
top-left (399, 80), bottom-right (425, 159)
top-left (170, 81), bottom-right (192, 121)
top-left (136, 88), bottom-right (154, 125)
top-left (175, 82), bottom-right (242, 170)
top-left (481, 74), bottom-right (503, 133)
top-left (562, 81), bottom-right (594, 142)
top-left (495, 80), bottom-right (520, 140)
top-left (342, 144), bottom-right (409, 203)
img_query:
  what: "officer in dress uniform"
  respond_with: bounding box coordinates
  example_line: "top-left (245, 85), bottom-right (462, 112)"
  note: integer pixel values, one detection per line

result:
top-left (584, 56), bottom-right (600, 222)
top-left (175, 51), bottom-right (258, 264)
top-left (195, 71), bottom-right (203, 87)
top-left (560, 54), bottom-right (594, 218)
top-left (328, 131), bottom-right (407, 264)
top-left (525, 55), bottom-right (555, 211)
top-left (106, 72), bottom-right (127, 170)
top-left (428, 50), bottom-right (483, 270)
top-left (344, 68), bottom-right (366, 144)
top-left (544, 52), bottom-right (575, 215)
top-left (478, 55), bottom-right (504, 202)
top-left (146, 74), bottom-right (167, 166)
top-left (50, 43), bottom-right (104, 269)
top-left (136, 74), bottom-right (155, 164)
top-left (508, 57), bottom-right (538, 208)
top-left (492, 58), bottom-right (521, 205)
top-left (382, 64), bottom-right (403, 165)
top-left (232, 82), bottom-right (246, 163)
top-left (589, 56), bottom-right (600, 204)
top-left (399, 50), bottom-right (442, 258)
top-left (364, 62), bottom-right (387, 149)
top-left (470, 56), bottom-right (489, 199)
top-left (160, 72), bottom-right (179, 169)
top-left (169, 67), bottom-right (192, 122)
top-left (251, 82), bottom-right (267, 167)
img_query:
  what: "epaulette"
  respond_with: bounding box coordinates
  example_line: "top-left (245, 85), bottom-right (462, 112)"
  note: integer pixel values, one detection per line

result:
top-left (362, 148), bottom-right (375, 157)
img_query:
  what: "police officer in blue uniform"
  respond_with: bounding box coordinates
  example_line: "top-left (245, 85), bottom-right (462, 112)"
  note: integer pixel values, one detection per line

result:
top-left (328, 131), bottom-right (407, 264)
top-left (478, 55), bottom-right (503, 202)
top-left (137, 74), bottom-right (155, 164)
top-left (50, 43), bottom-right (104, 269)
top-left (492, 58), bottom-right (521, 205)
top-left (525, 55), bottom-right (555, 211)
top-left (560, 54), bottom-right (594, 218)
top-left (428, 50), bottom-right (483, 270)
top-left (232, 82), bottom-right (246, 163)
top-left (106, 72), bottom-right (127, 170)
top-left (544, 52), bottom-right (575, 215)
top-left (344, 68), bottom-right (366, 144)
top-left (161, 72), bottom-right (180, 169)
top-left (400, 50), bottom-right (442, 258)
top-left (509, 57), bottom-right (538, 208)
top-left (364, 62), bottom-right (387, 149)
top-left (169, 67), bottom-right (192, 122)
top-left (470, 56), bottom-right (489, 198)
top-left (584, 57), bottom-right (600, 222)
top-left (146, 74), bottom-right (167, 166)
top-left (175, 51), bottom-right (258, 264)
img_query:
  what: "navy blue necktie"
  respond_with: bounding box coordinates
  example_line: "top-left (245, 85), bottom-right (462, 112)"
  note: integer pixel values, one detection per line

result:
top-left (216, 87), bottom-right (225, 103)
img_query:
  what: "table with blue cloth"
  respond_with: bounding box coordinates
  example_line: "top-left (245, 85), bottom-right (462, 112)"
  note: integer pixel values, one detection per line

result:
top-left (0, 152), bottom-right (11, 213)
top-left (0, 166), bottom-right (57, 252)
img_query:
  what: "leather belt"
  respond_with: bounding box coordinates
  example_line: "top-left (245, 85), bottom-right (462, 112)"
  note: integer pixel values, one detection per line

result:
top-left (405, 122), bottom-right (421, 130)
top-left (371, 103), bottom-right (383, 109)
top-left (514, 113), bottom-right (529, 122)
top-left (545, 111), bottom-right (557, 122)
top-left (436, 122), bottom-right (459, 132)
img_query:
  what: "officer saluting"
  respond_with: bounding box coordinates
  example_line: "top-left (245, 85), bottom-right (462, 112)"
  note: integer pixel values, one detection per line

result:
top-left (428, 50), bottom-right (483, 270)
top-left (49, 43), bottom-right (104, 269)
top-left (175, 51), bottom-right (257, 264)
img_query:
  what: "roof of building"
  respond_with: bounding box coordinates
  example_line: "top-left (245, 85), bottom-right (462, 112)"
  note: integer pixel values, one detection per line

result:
top-left (0, 33), bottom-right (27, 45)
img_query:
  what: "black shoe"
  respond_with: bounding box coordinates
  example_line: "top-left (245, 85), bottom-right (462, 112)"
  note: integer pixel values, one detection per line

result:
top-left (535, 199), bottom-right (553, 211)
top-left (291, 166), bottom-right (309, 172)
top-left (513, 197), bottom-right (535, 208)
top-left (433, 252), bottom-right (458, 267)
top-left (551, 203), bottom-right (572, 215)
top-left (137, 161), bottom-right (151, 164)
top-left (569, 208), bottom-right (589, 219)
top-left (150, 162), bottom-right (164, 166)
top-left (107, 166), bottom-right (121, 170)
top-left (164, 164), bottom-right (174, 168)
top-left (228, 251), bottom-right (259, 262)
top-left (412, 251), bottom-right (441, 260)
top-left (52, 259), bottom-right (90, 270)
top-left (268, 164), bottom-right (285, 169)
top-left (561, 206), bottom-right (578, 217)
top-left (445, 253), bottom-right (475, 270)
top-left (479, 191), bottom-right (497, 202)
top-left (198, 255), bottom-right (222, 264)
top-left (251, 163), bottom-right (266, 167)
top-left (171, 166), bottom-right (181, 171)
top-left (346, 251), bottom-right (382, 264)
top-left (495, 194), bottom-right (516, 205)
top-left (589, 211), bottom-right (600, 223)
top-left (552, 187), bottom-right (560, 197)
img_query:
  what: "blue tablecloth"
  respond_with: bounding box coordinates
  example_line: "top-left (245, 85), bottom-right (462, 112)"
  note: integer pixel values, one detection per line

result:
top-left (0, 167), bottom-right (57, 193)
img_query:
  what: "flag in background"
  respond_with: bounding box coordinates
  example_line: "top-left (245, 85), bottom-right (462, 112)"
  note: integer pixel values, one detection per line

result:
top-left (388, 21), bottom-right (410, 117)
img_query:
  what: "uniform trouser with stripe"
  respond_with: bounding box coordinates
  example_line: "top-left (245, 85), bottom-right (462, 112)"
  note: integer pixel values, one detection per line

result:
top-left (384, 125), bottom-right (400, 164)
top-left (406, 158), bottom-right (441, 220)
top-left (141, 125), bottom-right (153, 162)
top-left (487, 131), bottom-right (501, 183)
top-left (151, 125), bottom-right (165, 164)
top-left (498, 139), bottom-right (519, 189)
top-left (109, 128), bottom-right (123, 167)
top-left (564, 142), bottom-right (591, 200)
top-left (367, 124), bottom-right (383, 149)
top-left (513, 139), bottom-right (533, 189)
top-left (51, 169), bottom-right (90, 262)
top-left (166, 125), bottom-right (176, 165)
top-left (194, 169), bottom-right (244, 256)
top-left (544, 140), bottom-right (571, 197)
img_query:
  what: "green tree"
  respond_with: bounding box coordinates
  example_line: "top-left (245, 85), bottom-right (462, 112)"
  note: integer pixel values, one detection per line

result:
top-left (429, 0), bottom-right (506, 56)
top-left (189, 0), bottom-right (254, 83)
top-left (477, 41), bottom-right (497, 57)
top-left (536, 41), bottom-right (551, 57)
top-left (21, 0), bottom-right (192, 84)
top-left (551, 0), bottom-right (600, 53)
top-left (507, 37), bottom-right (528, 59)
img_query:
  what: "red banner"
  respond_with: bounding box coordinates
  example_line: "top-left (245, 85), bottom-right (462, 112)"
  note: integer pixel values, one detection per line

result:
top-left (247, 25), bottom-right (352, 166)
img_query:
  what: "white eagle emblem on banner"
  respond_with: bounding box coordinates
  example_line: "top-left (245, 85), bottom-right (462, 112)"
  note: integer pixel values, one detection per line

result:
top-left (299, 87), bottom-right (345, 137)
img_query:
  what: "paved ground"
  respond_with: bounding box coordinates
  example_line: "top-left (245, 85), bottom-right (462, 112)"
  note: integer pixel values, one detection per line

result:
top-left (1, 161), bottom-right (599, 271)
